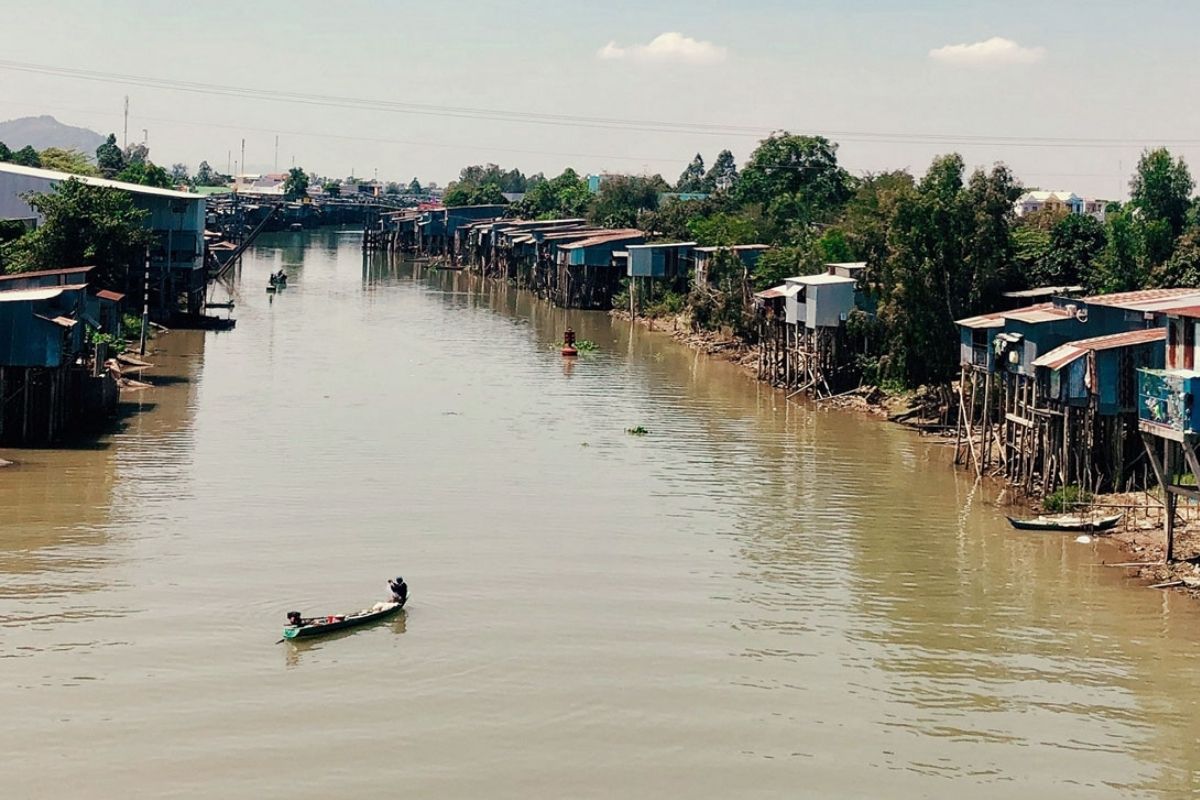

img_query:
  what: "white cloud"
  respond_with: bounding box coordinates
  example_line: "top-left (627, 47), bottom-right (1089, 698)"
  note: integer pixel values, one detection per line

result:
top-left (929, 37), bottom-right (1045, 67)
top-left (596, 32), bottom-right (728, 65)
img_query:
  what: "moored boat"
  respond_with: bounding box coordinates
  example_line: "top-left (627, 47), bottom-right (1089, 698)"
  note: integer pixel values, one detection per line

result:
top-left (1006, 513), bottom-right (1122, 532)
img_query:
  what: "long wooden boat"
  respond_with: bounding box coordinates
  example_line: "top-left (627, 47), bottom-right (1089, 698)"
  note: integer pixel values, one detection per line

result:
top-left (283, 598), bottom-right (406, 640)
top-left (1006, 513), bottom-right (1122, 532)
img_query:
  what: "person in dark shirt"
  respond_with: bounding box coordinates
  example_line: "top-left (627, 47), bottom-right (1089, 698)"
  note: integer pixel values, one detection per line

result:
top-left (388, 577), bottom-right (408, 604)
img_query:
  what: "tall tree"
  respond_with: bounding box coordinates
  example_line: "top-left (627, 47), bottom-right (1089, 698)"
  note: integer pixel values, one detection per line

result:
top-left (170, 163), bottom-right (190, 185)
top-left (283, 167), bottom-right (310, 200)
top-left (1130, 147), bottom-right (1194, 238)
top-left (123, 142), bottom-right (149, 166)
top-left (408, 178), bottom-right (422, 194)
top-left (0, 141), bottom-right (10, 162)
top-left (96, 134), bottom-right (125, 177)
top-left (737, 133), bottom-right (853, 236)
top-left (588, 174), bottom-right (668, 228)
top-left (194, 160), bottom-right (218, 185)
top-left (703, 149), bottom-right (738, 192)
top-left (514, 168), bottom-right (591, 219)
top-left (10, 145), bottom-right (41, 168)
top-left (877, 154), bottom-right (1019, 386)
top-left (36, 147), bottom-right (95, 175)
top-left (675, 153), bottom-right (706, 192)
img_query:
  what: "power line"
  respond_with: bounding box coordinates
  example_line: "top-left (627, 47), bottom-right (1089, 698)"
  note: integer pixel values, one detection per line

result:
top-left (1, 58), bottom-right (1198, 150)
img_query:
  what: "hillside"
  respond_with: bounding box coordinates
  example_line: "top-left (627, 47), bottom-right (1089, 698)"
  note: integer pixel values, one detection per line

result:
top-left (0, 115), bottom-right (106, 155)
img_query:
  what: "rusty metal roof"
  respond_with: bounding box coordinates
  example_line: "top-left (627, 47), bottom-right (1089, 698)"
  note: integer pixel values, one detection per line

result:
top-left (559, 230), bottom-right (645, 250)
top-left (1083, 287), bottom-right (1200, 310)
top-left (956, 313), bottom-right (1006, 329)
top-left (95, 290), bottom-right (125, 302)
top-left (0, 265), bottom-right (94, 283)
top-left (1032, 328), bottom-right (1165, 371)
top-left (1150, 303), bottom-right (1200, 319)
top-left (999, 302), bottom-right (1072, 324)
top-left (754, 284), bottom-right (801, 300)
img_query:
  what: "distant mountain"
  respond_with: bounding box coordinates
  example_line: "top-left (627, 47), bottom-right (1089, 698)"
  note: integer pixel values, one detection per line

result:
top-left (0, 115), bottom-right (106, 155)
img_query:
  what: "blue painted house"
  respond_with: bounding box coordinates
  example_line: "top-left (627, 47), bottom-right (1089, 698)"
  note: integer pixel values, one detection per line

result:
top-left (625, 242), bottom-right (695, 279)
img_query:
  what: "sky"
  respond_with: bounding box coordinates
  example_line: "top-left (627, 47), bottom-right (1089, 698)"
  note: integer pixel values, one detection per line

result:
top-left (0, 0), bottom-right (1196, 198)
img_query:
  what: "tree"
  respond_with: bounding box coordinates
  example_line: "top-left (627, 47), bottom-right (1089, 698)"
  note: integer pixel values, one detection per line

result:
top-left (6, 178), bottom-right (152, 289)
top-left (37, 147), bottom-right (96, 175)
top-left (1094, 208), bottom-right (1148, 292)
top-left (737, 133), bottom-right (852, 234)
top-left (194, 160), bottom-right (219, 185)
top-left (170, 163), bottom-right (190, 185)
top-left (687, 211), bottom-right (760, 246)
top-left (10, 145), bottom-right (41, 168)
top-left (323, 181), bottom-right (341, 197)
top-left (675, 153), bottom-right (706, 192)
top-left (877, 154), bottom-right (1020, 386)
top-left (1152, 227), bottom-right (1200, 288)
top-left (589, 174), bottom-right (668, 228)
top-left (123, 142), bottom-right (149, 166)
top-left (283, 167), bottom-right (310, 200)
top-left (1130, 147), bottom-right (1194, 238)
top-left (1036, 214), bottom-right (1107, 289)
top-left (96, 134), bottom-right (125, 178)
top-left (116, 160), bottom-right (173, 188)
top-left (513, 168), bottom-right (591, 219)
top-left (703, 149), bottom-right (738, 192)
top-left (408, 178), bottom-right (422, 194)
top-left (0, 141), bottom-right (10, 162)
top-left (443, 181), bottom-right (506, 207)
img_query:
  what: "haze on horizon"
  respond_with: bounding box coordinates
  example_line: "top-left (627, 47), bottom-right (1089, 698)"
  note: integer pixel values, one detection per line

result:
top-left (0, 0), bottom-right (1196, 199)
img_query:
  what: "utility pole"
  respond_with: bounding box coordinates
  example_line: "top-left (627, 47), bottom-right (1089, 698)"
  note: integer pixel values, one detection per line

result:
top-left (227, 150), bottom-right (232, 176)
top-left (142, 128), bottom-right (148, 145)
top-left (241, 138), bottom-right (246, 179)
top-left (139, 245), bottom-right (150, 355)
top-left (274, 135), bottom-right (279, 173)
top-left (123, 96), bottom-right (129, 148)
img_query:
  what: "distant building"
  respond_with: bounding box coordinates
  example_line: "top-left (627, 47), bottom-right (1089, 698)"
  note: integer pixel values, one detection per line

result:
top-left (233, 173), bottom-right (286, 196)
top-left (1015, 191), bottom-right (1109, 222)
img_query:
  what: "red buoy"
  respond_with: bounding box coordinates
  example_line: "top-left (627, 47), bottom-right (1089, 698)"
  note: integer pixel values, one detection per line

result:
top-left (562, 327), bottom-right (578, 357)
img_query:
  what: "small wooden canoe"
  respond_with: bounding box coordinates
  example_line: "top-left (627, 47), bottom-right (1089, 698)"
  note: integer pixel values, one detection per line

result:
top-left (283, 598), bottom-right (406, 640)
top-left (1006, 513), bottom-right (1122, 532)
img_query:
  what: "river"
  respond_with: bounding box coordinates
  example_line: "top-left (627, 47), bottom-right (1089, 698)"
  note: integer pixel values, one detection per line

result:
top-left (4, 228), bottom-right (1200, 799)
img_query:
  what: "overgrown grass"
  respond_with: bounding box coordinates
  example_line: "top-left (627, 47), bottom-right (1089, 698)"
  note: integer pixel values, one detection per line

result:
top-left (1044, 485), bottom-right (1091, 513)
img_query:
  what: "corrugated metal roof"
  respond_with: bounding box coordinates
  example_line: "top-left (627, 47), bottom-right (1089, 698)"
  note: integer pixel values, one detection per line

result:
top-left (956, 313), bottom-right (1006, 329)
top-left (785, 273), bottom-right (857, 286)
top-left (1002, 285), bottom-right (1084, 299)
top-left (560, 230), bottom-right (645, 250)
top-left (0, 265), bottom-right (93, 283)
top-left (1032, 328), bottom-right (1165, 370)
top-left (0, 287), bottom-right (66, 302)
top-left (1083, 287), bottom-right (1200, 311)
top-left (1003, 302), bottom-right (1071, 323)
top-left (96, 290), bottom-right (125, 302)
top-left (754, 284), bottom-right (802, 300)
top-left (1158, 304), bottom-right (1200, 319)
top-left (625, 242), bottom-right (697, 251)
top-left (0, 162), bottom-right (203, 201)
top-left (694, 244), bottom-right (772, 253)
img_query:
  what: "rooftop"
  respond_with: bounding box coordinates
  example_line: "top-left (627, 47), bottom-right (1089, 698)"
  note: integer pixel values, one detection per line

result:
top-left (625, 241), bottom-right (697, 251)
top-left (1032, 328), bottom-right (1166, 371)
top-left (0, 162), bottom-right (204, 201)
top-left (1083, 288), bottom-right (1200, 312)
top-left (560, 230), bottom-right (645, 250)
top-left (694, 244), bottom-right (772, 253)
top-left (785, 272), bottom-right (857, 286)
top-left (0, 265), bottom-right (94, 283)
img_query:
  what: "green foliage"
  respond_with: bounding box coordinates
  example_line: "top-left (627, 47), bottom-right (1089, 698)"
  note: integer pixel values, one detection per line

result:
top-left (687, 211), bottom-right (760, 246)
top-left (90, 328), bottom-right (127, 354)
top-left (4, 178), bottom-right (152, 290)
top-left (572, 339), bottom-right (598, 353)
top-left (675, 153), bottom-right (706, 192)
top-left (283, 167), bottom-right (310, 200)
top-left (514, 169), bottom-right (591, 219)
top-left (194, 160), bottom-right (219, 185)
top-left (116, 160), bottom-right (173, 188)
top-left (737, 133), bottom-right (852, 234)
top-left (703, 149), bottom-right (738, 192)
top-left (443, 181), bottom-right (507, 207)
top-left (877, 155), bottom-right (1020, 386)
top-left (1043, 485), bottom-right (1091, 513)
top-left (689, 248), bottom-right (755, 336)
top-left (589, 174), bottom-right (668, 228)
top-left (0, 141), bottom-right (10, 162)
top-left (1151, 227), bottom-right (1200, 288)
top-left (455, 164), bottom-right (527, 193)
top-left (38, 147), bottom-right (97, 176)
top-left (170, 163), bottom-right (190, 185)
top-left (626, 426), bottom-right (649, 436)
top-left (9, 145), bottom-right (41, 167)
top-left (408, 178), bottom-right (422, 194)
top-left (95, 133), bottom-right (125, 177)
top-left (323, 181), bottom-right (341, 197)
top-left (1094, 208), bottom-right (1148, 292)
top-left (1130, 147), bottom-right (1194, 239)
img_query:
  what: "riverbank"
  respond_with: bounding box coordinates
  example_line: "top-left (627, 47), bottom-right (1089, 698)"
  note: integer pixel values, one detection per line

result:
top-left (614, 307), bottom-right (1200, 607)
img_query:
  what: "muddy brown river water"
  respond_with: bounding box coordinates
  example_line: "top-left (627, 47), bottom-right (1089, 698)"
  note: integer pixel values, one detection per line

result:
top-left (4, 229), bottom-right (1200, 798)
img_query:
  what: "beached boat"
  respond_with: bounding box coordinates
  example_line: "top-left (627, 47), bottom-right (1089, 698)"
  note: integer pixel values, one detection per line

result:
top-left (1006, 513), bottom-right (1122, 532)
top-left (283, 598), bottom-right (406, 639)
